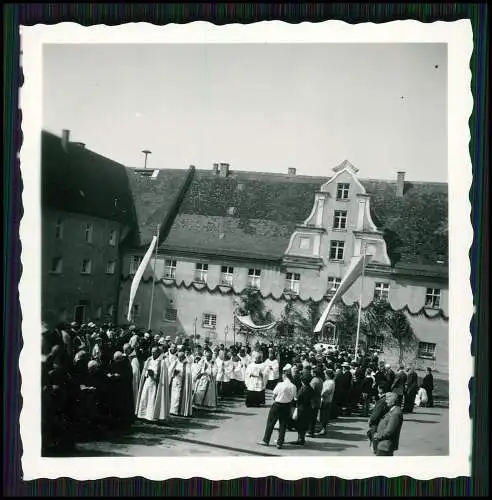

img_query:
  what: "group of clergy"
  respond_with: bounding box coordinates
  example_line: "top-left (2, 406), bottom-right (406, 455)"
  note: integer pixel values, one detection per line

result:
top-left (131, 336), bottom-right (282, 424)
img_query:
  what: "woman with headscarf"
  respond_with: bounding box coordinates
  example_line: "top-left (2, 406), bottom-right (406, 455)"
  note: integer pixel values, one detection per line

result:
top-left (245, 353), bottom-right (267, 407)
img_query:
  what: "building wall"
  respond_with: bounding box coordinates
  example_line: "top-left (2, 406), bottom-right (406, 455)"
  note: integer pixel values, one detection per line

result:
top-left (42, 208), bottom-right (122, 325)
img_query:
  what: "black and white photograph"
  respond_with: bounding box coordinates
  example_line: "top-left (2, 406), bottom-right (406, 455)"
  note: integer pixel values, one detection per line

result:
top-left (20, 21), bottom-right (473, 480)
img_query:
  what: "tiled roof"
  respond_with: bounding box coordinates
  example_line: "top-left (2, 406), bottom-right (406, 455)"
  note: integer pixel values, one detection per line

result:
top-left (42, 131), bottom-right (137, 230)
top-left (162, 214), bottom-right (292, 260)
top-left (161, 169), bottom-right (448, 267)
top-left (125, 167), bottom-right (193, 246)
top-left (43, 129), bottom-right (447, 270)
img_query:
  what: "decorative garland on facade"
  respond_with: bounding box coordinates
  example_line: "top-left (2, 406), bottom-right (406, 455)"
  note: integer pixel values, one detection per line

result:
top-left (120, 274), bottom-right (449, 321)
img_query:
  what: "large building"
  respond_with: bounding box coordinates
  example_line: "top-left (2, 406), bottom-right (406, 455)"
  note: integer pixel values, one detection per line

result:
top-left (119, 161), bottom-right (449, 375)
top-left (41, 130), bottom-right (136, 325)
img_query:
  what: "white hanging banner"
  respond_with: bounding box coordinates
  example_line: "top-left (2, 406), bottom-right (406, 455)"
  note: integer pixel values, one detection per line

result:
top-left (314, 253), bottom-right (373, 333)
top-left (126, 236), bottom-right (158, 322)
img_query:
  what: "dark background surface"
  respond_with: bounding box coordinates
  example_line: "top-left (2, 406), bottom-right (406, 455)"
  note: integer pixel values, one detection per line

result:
top-left (3, 3), bottom-right (489, 497)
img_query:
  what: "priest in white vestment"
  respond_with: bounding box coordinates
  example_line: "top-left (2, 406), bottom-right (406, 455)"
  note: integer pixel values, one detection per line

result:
top-left (135, 347), bottom-right (161, 421)
top-left (193, 351), bottom-right (218, 410)
top-left (169, 352), bottom-right (193, 417)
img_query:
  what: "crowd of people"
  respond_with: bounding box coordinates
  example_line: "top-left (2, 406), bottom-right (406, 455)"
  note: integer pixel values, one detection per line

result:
top-left (41, 321), bottom-right (436, 456)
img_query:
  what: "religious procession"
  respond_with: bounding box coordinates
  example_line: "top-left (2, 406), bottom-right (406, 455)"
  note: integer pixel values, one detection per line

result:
top-left (41, 319), bottom-right (436, 456)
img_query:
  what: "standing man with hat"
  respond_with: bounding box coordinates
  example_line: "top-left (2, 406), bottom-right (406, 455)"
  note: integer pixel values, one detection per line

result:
top-left (258, 364), bottom-right (296, 449)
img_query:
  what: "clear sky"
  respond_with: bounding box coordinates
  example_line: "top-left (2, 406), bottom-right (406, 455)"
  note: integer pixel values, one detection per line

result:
top-left (43, 43), bottom-right (447, 182)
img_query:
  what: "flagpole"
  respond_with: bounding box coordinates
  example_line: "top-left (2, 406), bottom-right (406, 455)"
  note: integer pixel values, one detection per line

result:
top-left (147, 225), bottom-right (160, 331)
top-left (354, 241), bottom-right (367, 361)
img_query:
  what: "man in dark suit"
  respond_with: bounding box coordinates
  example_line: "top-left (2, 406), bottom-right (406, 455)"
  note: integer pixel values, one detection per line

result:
top-left (403, 367), bottom-right (419, 413)
top-left (367, 383), bottom-right (389, 450)
top-left (391, 364), bottom-right (407, 408)
top-left (373, 392), bottom-right (404, 456)
top-left (422, 367), bottom-right (434, 408)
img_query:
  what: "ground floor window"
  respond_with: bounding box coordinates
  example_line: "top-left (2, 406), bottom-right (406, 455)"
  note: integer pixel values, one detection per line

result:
top-left (73, 300), bottom-right (89, 323)
top-left (202, 313), bottom-right (217, 328)
top-left (165, 308), bottom-right (178, 321)
top-left (418, 341), bottom-right (436, 359)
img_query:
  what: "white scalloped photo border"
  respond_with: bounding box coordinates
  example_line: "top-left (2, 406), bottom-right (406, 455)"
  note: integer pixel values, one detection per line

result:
top-left (19, 19), bottom-right (474, 481)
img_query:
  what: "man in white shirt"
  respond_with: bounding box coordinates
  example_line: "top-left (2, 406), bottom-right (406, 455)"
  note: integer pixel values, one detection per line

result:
top-left (258, 364), bottom-right (296, 450)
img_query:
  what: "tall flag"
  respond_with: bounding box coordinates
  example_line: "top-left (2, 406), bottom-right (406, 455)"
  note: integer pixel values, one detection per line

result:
top-left (127, 236), bottom-right (158, 322)
top-left (314, 252), bottom-right (373, 333)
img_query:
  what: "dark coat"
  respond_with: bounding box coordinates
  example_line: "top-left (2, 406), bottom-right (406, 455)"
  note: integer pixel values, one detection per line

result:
top-left (406, 371), bottom-right (419, 393)
top-left (422, 373), bottom-right (434, 392)
top-left (391, 370), bottom-right (407, 396)
top-left (374, 406), bottom-right (404, 454)
top-left (369, 396), bottom-right (389, 429)
top-left (296, 383), bottom-right (315, 431)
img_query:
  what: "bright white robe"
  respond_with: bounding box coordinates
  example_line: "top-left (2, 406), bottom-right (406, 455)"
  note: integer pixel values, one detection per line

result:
top-left (153, 355), bottom-right (170, 421)
top-left (223, 359), bottom-right (234, 382)
top-left (245, 362), bottom-right (266, 392)
top-left (264, 358), bottom-right (280, 381)
top-left (135, 357), bottom-right (160, 421)
top-left (169, 359), bottom-right (193, 416)
top-left (215, 358), bottom-right (227, 383)
top-left (231, 360), bottom-right (245, 383)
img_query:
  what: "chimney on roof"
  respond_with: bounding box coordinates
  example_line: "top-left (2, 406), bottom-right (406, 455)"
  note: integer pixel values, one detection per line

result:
top-left (61, 129), bottom-right (70, 151)
top-left (142, 150), bottom-right (152, 168)
top-left (212, 163), bottom-right (219, 174)
top-left (396, 171), bottom-right (405, 197)
top-left (219, 162), bottom-right (230, 177)
top-left (288, 167), bottom-right (296, 176)
top-left (73, 142), bottom-right (85, 149)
